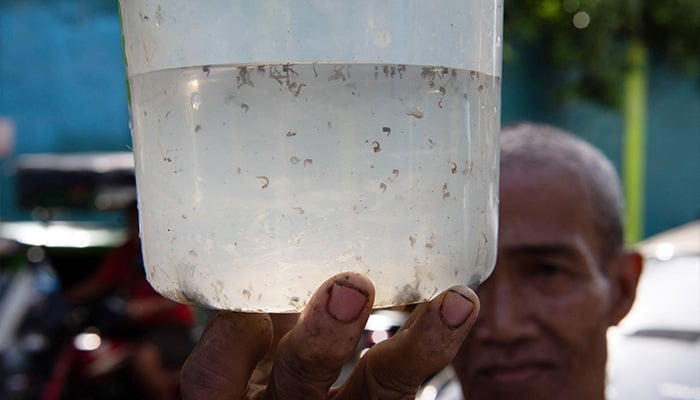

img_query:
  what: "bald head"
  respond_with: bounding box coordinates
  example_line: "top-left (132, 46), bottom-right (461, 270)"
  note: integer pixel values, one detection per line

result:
top-left (500, 122), bottom-right (625, 262)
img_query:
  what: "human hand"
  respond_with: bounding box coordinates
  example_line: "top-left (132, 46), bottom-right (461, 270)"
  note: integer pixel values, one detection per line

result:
top-left (180, 272), bottom-right (478, 400)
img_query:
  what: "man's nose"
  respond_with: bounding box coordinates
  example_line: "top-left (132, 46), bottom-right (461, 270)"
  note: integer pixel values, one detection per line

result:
top-left (472, 276), bottom-right (538, 345)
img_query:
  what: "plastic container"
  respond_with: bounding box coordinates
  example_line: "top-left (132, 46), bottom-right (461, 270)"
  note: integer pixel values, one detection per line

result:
top-left (119, 0), bottom-right (503, 312)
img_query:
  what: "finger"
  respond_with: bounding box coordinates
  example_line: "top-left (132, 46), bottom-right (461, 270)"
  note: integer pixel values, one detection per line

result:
top-left (394, 302), bottom-right (424, 332)
top-left (250, 313), bottom-right (300, 387)
top-left (264, 272), bottom-right (374, 400)
top-left (181, 311), bottom-right (273, 400)
top-left (335, 286), bottom-right (479, 399)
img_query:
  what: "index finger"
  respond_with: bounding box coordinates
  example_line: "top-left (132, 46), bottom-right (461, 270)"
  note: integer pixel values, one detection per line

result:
top-left (334, 286), bottom-right (479, 399)
top-left (265, 273), bottom-right (374, 400)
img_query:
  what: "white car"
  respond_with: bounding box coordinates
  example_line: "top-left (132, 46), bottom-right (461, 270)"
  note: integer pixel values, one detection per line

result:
top-left (607, 220), bottom-right (700, 400)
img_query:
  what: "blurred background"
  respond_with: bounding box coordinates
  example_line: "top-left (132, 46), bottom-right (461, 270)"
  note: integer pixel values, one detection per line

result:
top-left (1, 0), bottom-right (698, 239)
top-left (0, 0), bottom-right (698, 399)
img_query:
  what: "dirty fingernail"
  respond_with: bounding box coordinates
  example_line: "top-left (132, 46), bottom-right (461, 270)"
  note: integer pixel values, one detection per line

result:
top-left (440, 289), bottom-right (475, 329)
top-left (328, 281), bottom-right (369, 323)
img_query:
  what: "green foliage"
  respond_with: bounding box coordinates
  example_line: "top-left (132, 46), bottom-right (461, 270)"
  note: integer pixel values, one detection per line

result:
top-left (504, 0), bottom-right (700, 107)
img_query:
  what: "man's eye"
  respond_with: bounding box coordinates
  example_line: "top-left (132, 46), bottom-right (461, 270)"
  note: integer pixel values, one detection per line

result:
top-left (537, 263), bottom-right (566, 275)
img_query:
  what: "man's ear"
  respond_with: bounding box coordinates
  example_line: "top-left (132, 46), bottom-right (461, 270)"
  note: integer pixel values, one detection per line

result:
top-left (608, 250), bottom-right (643, 326)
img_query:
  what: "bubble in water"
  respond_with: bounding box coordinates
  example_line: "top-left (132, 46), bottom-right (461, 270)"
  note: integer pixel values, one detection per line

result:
top-left (154, 5), bottom-right (164, 27)
top-left (371, 28), bottom-right (392, 48)
top-left (191, 92), bottom-right (201, 110)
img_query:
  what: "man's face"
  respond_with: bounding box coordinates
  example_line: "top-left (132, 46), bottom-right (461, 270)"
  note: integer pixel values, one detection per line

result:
top-left (453, 166), bottom-right (618, 400)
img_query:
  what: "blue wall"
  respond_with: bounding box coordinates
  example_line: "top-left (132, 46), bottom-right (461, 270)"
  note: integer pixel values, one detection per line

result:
top-left (0, 0), bottom-right (130, 153)
top-left (1, 0), bottom-right (699, 238)
top-left (501, 50), bottom-right (700, 237)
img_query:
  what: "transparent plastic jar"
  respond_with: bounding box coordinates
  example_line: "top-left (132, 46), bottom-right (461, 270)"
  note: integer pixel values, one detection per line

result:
top-left (119, 0), bottom-right (503, 312)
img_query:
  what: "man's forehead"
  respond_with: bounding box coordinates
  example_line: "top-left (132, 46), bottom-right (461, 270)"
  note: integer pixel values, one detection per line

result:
top-left (499, 171), bottom-right (601, 251)
top-left (499, 218), bottom-right (582, 248)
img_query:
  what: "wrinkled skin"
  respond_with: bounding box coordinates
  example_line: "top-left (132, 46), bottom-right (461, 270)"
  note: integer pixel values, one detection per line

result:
top-left (181, 273), bottom-right (479, 400)
top-left (452, 165), bottom-right (642, 400)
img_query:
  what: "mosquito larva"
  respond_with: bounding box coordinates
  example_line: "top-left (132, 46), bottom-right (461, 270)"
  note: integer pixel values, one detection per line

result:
top-left (406, 107), bottom-right (424, 119)
top-left (256, 176), bottom-right (269, 189)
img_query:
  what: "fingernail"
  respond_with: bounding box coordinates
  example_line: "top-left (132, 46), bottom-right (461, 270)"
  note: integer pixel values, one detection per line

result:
top-left (328, 281), bottom-right (369, 323)
top-left (440, 289), bottom-right (475, 329)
